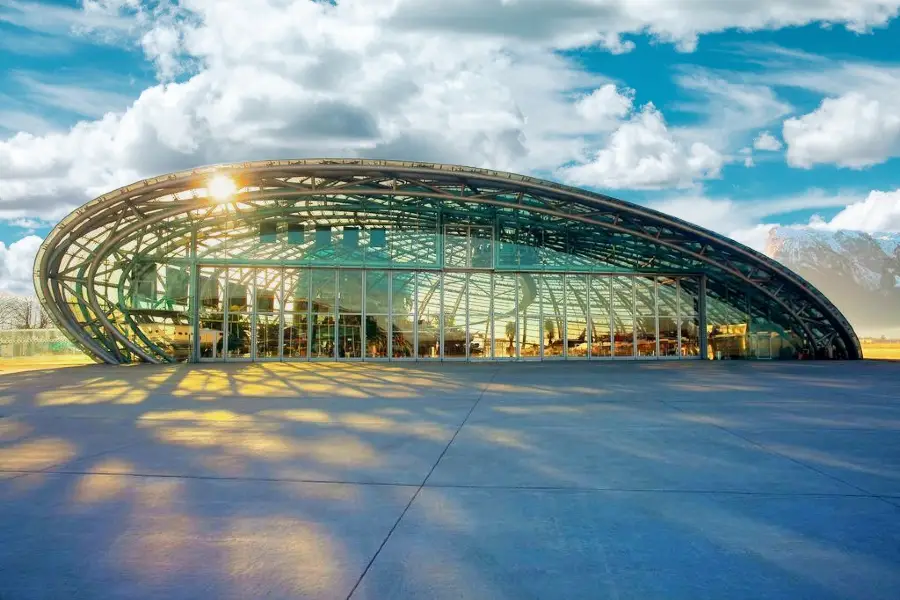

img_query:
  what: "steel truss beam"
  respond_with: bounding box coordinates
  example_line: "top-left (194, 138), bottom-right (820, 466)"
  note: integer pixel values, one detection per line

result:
top-left (35, 159), bottom-right (861, 363)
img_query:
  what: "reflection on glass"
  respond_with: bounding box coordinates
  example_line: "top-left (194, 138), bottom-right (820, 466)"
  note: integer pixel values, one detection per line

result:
top-left (444, 226), bottom-right (468, 268)
top-left (392, 314), bottom-right (414, 358)
top-left (520, 273), bottom-right (540, 358)
top-left (338, 270), bottom-right (363, 313)
top-left (338, 314), bottom-right (362, 358)
top-left (284, 269), bottom-right (309, 312)
top-left (311, 270), bottom-right (335, 312)
top-left (590, 276), bottom-right (611, 357)
top-left (365, 315), bottom-right (389, 358)
top-left (656, 277), bottom-right (675, 316)
top-left (658, 316), bottom-right (678, 357)
top-left (283, 314), bottom-right (308, 358)
top-left (566, 274), bottom-right (588, 357)
top-left (468, 313), bottom-right (492, 358)
top-left (312, 313), bottom-right (335, 358)
top-left (707, 288), bottom-right (748, 359)
top-left (417, 272), bottom-right (441, 358)
top-left (256, 314), bottom-right (280, 358)
top-left (494, 274), bottom-right (518, 358)
top-left (443, 273), bottom-right (467, 358)
top-left (199, 312), bottom-right (224, 359)
top-left (391, 271), bottom-right (415, 314)
top-left (187, 267), bottom-right (706, 363)
top-left (612, 276), bottom-right (634, 357)
top-left (365, 270), bottom-right (390, 314)
top-left (542, 274), bottom-right (564, 357)
top-left (225, 312), bottom-right (251, 359)
top-left (680, 317), bottom-right (700, 357)
top-left (471, 226), bottom-right (493, 269)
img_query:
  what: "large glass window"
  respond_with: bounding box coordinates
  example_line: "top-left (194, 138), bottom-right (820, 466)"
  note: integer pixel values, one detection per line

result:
top-left (391, 271), bottom-right (416, 359)
top-left (417, 272), bottom-right (441, 358)
top-left (541, 274), bottom-right (565, 357)
top-left (612, 276), bottom-right (635, 357)
top-left (635, 276), bottom-right (657, 358)
top-left (658, 278), bottom-right (678, 357)
top-left (365, 270), bottom-right (390, 359)
top-left (494, 273), bottom-right (518, 358)
top-left (589, 275), bottom-right (611, 358)
top-left (468, 273), bottom-right (493, 359)
top-left (225, 268), bottom-right (252, 359)
top-left (707, 287), bottom-right (749, 359)
top-left (520, 273), bottom-right (541, 358)
top-left (187, 264), bottom-right (705, 363)
top-left (566, 274), bottom-right (589, 357)
top-left (284, 313), bottom-right (308, 359)
top-left (443, 273), bottom-right (467, 358)
top-left (443, 225), bottom-right (494, 269)
top-left (365, 315), bottom-right (389, 358)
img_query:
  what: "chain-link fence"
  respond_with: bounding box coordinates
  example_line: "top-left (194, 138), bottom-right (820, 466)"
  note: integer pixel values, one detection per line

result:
top-left (0, 329), bottom-right (83, 358)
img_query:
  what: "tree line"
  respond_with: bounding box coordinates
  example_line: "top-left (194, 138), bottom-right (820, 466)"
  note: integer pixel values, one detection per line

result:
top-left (0, 296), bottom-right (52, 330)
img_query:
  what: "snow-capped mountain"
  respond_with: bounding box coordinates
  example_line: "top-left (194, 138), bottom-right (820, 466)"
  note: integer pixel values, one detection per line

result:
top-left (764, 228), bottom-right (900, 337)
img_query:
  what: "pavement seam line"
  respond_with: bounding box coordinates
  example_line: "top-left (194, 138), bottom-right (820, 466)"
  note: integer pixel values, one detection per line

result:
top-left (658, 397), bottom-right (882, 499)
top-left (344, 364), bottom-right (500, 600)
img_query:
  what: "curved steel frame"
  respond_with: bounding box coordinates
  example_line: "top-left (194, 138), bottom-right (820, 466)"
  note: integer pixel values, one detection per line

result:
top-left (34, 158), bottom-right (861, 363)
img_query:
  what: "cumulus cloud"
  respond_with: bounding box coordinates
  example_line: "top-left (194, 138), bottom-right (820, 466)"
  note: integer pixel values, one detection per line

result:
top-left (0, 235), bottom-right (42, 295)
top-left (574, 84), bottom-right (633, 127)
top-left (647, 189), bottom-right (880, 251)
top-left (2, 0), bottom-right (897, 223)
top-left (753, 131), bottom-right (783, 151)
top-left (783, 92), bottom-right (900, 168)
top-left (809, 189), bottom-right (900, 231)
top-left (5, 0), bottom-right (781, 221)
top-left (387, 0), bottom-right (900, 54)
top-left (558, 103), bottom-right (723, 189)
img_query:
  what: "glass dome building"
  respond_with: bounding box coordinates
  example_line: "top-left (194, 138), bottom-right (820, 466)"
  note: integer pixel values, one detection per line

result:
top-left (34, 159), bottom-right (861, 364)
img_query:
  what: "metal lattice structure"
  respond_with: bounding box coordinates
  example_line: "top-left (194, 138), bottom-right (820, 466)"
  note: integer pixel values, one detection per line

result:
top-left (34, 158), bottom-right (861, 364)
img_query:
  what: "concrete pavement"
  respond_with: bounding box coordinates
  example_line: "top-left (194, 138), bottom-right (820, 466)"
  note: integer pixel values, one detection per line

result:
top-left (1, 360), bottom-right (899, 599)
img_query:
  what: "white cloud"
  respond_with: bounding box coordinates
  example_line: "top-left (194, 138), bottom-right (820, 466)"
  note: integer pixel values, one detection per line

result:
top-left (0, 0), bottom-right (135, 40)
top-left (809, 189), bottom-right (900, 231)
top-left (737, 47), bottom-right (900, 169)
top-left (558, 103), bottom-right (723, 189)
top-left (753, 130), bottom-right (783, 151)
top-left (12, 72), bottom-right (136, 119)
top-left (1, 0), bottom-right (898, 224)
top-left (386, 0), bottom-right (900, 54)
top-left (647, 189), bottom-right (875, 250)
top-left (0, 235), bottom-right (42, 295)
top-left (574, 84), bottom-right (633, 127)
top-left (783, 92), bottom-right (900, 168)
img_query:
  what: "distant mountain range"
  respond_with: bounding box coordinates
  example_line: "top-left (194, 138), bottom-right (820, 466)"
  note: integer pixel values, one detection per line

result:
top-left (764, 228), bottom-right (900, 338)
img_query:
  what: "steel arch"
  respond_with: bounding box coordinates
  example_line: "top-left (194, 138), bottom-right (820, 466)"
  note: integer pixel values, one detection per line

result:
top-left (34, 158), bottom-right (861, 363)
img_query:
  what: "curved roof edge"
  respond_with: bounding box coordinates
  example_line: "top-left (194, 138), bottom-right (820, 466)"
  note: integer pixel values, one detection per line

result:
top-left (35, 158), bottom-right (862, 361)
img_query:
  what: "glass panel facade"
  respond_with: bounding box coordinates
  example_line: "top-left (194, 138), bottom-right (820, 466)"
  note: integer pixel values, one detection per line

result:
top-left (542, 274), bottom-right (564, 357)
top-left (612, 276), bottom-right (635, 357)
top-left (443, 273), bottom-right (467, 358)
top-left (494, 274), bottom-right (518, 358)
top-left (188, 267), bottom-right (705, 362)
top-left (566, 274), bottom-right (589, 357)
top-left (417, 271), bottom-right (441, 359)
top-left (589, 276), bottom-right (611, 358)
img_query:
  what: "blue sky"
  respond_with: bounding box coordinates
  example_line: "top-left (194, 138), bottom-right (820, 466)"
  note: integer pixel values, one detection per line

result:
top-left (2, 0), bottom-right (900, 292)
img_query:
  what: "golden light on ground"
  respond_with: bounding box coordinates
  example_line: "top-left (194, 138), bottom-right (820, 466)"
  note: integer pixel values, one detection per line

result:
top-left (207, 174), bottom-right (237, 201)
top-left (72, 461), bottom-right (133, 504)
top-left (0, 437), bottom-right (75, 471)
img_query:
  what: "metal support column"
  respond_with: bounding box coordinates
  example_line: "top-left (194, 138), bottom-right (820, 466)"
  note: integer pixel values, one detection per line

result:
top-left (699, 275), bottom-right (709, 360)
